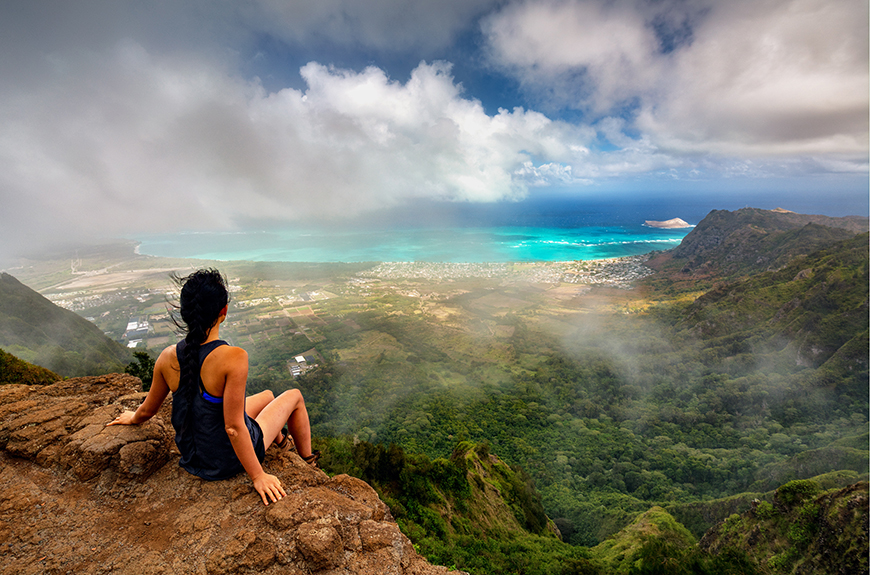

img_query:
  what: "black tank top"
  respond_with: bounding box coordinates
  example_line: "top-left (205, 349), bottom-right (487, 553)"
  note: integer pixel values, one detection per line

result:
top-left (172, 339), bottom-right (265, 480)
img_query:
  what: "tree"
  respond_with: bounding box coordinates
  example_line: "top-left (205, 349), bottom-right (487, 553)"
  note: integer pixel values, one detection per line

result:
top-left (125, 351), bottom-right (155, 390)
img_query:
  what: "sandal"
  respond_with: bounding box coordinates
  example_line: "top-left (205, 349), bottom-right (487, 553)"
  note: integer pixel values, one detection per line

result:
top-left (275, 427), bottom-right (290, 449)
top-left (302, 450), bottom-right (321, 467)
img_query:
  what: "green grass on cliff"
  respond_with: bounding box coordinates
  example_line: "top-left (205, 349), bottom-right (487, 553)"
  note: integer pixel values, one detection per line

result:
top-left (315, 437), bottom-right (599, 575)
top-left (700, 480), bottom-right (869, 575)
top-left (0, 272), bottom-right (130, 376)
top-left (0, 347), bottom-right (60, 385)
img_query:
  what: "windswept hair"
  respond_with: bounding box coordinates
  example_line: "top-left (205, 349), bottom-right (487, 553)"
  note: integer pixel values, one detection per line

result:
top-left (169, 269), bottom-right (229, 389)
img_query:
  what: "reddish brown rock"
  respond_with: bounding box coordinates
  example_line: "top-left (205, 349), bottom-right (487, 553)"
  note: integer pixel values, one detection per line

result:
top-left (0, 374), bottom-right (455, 574)
top-left (296, 520), bottom-right (345, 570)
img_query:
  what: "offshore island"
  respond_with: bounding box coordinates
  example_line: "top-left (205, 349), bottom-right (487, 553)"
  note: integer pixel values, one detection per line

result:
top-left (643, 217), bottom-right (692, 228)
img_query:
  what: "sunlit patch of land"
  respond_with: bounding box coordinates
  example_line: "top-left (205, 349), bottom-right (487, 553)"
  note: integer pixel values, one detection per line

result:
top-left (5, 242), bottom-right (664, 355)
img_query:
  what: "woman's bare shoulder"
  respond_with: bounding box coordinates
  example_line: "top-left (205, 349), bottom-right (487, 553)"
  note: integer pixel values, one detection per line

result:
top-left (156, 344), bottom-right (179, 367)
top-left (201, 344), bottom-right (247, 384)
top-left (213, 344), bottom-right (247, 361)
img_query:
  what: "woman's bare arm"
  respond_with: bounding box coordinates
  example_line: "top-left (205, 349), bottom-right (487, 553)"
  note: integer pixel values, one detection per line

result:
top-left (220, 347), bottom-right (286, 505)
top-left (107, 346), bottom-right (173, 426)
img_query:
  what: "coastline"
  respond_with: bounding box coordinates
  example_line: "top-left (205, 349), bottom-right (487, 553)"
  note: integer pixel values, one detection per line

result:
top-left (17, 237), bottom-right (669, 349)
top-left (132, 224), bottom-right (690, 264)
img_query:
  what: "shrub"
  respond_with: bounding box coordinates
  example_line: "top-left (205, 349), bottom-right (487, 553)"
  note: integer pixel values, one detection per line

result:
top-left (775, 480), bottom-right (821, 507)
top-left (753, 501), bottom-right (776, 520)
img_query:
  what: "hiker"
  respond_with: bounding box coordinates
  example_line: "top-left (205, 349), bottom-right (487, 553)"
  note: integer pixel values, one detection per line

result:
top-left (108, 268), bottom-right (318, 505)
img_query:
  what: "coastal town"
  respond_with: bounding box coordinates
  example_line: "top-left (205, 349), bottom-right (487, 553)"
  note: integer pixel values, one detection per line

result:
top-left (362, 254), bottom-right (655, 288)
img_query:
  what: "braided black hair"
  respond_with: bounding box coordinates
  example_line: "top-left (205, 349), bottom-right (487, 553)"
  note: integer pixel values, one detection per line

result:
top-left (170, 269), bottom-right (229, 390)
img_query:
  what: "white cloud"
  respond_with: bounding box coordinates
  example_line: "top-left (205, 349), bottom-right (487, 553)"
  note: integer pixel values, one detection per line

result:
top-left (0, 44), bottom-right (592, 256)
top-left (483, 0), bottom-right (662, 113)
top-left (514, 161), bottom-right (586, 186)
top-left (483, 0), bottom-right (869, 157)
top-left (645, 0), bottom-right (869, 156)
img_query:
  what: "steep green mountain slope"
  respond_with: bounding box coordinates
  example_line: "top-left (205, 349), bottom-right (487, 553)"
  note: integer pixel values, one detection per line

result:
top-left (650, 207), bottom-right (868, 280)
top-left (0, 272), bottom-right (130, 376)
top-left (682, 232), bottom-right (868, 343)
top-left (676, 232), bottom-right (868, 417)
top-left (316, 439), bottom-right (596, 575)
top-left (700, 480), bottom-right (868, 575)
top-left (316, 435), bottom-right (867, 575)
top-left (0, 347), bottom-right (60, 385)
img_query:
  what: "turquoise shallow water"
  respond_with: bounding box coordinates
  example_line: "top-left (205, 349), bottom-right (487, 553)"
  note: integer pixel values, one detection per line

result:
top-left (135, 224), bottom-right (691, 263)
top-left (129, 189), bottom-right (867, 263)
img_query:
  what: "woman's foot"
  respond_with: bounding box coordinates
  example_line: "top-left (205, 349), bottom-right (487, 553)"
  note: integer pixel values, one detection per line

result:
top-left (275, 427), bottom-right (291, 450)
top-left (302, 450), bottom-right (321, 467)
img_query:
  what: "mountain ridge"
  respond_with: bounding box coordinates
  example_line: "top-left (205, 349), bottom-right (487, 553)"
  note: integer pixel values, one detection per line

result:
top-left (647, 207), bottom-right (869, 280)
top-left (0, 272), bottom-right (131, 376)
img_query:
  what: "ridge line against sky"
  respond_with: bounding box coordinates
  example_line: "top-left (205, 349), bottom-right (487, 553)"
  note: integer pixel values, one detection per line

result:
top-left (0, 0), bottom-right (867, 260)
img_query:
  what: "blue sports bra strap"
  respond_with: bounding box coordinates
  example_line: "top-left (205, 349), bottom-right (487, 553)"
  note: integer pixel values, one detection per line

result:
top-left (201, 390), bottom-right (223, 404)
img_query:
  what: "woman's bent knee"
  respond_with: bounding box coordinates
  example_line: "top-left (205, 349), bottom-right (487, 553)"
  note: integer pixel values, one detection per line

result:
top-left (279, 389), bottom-right (304, 405)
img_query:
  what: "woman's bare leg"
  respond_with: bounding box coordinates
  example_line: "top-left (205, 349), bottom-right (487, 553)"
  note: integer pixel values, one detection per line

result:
top-left (245, 390), bottom-right (274, 419)
top-left (254, 389), bottom-right (313, 456)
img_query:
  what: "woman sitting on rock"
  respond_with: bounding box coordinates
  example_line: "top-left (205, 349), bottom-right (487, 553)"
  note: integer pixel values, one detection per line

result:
top-left (108, 268), bottom-right (318, 505)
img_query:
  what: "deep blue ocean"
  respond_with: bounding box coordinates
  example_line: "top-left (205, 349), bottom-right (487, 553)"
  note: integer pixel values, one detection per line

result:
top-left (133, 193), bottom-right (865, 263)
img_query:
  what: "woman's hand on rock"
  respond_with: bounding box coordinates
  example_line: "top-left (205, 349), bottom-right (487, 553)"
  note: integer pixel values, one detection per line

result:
top-left (106, 410), bottom-right (137, 426)
top-left (253, 473), bottom-right (286, 506)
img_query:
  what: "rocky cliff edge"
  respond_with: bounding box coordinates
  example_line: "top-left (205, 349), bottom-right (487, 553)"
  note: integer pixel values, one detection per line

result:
top-left (0, 374), bottom-right (455, 575)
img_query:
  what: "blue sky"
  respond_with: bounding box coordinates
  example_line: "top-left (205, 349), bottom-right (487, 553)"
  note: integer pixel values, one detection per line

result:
top-left (0, 0), bottom-right (867, 257)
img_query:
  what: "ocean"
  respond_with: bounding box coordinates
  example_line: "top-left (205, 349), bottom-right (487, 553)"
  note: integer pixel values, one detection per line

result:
top-left (132, 193), bottom-right (862, 263)
top-left (135, 224), bottom-right (690, 263)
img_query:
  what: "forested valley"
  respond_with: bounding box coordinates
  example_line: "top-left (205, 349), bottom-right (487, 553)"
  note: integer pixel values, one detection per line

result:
top-left (244, 213), bottom-right (868, 572)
